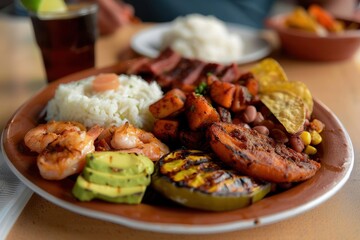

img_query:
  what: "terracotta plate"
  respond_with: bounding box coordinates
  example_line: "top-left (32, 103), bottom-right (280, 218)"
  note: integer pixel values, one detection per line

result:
top-left (1, 61), bottom-right (354, 234)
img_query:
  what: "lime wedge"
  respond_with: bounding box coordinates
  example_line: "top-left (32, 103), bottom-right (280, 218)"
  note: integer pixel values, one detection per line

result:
top-left (21, 0), bottom-right (67, 13)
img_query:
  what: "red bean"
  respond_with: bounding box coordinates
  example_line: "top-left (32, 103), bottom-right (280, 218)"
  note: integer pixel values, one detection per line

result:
top-left (260, 120), bottom-right (275, 130)
top-left (253, 125), bottom-right (269, 135)
top-left (289, 135), bottom-right (305, 152)
top-left (253, 112), bottom-right (264, 126)
top-left (274, 123), bottom-right (287, 133)
top-left (304, 119), bottom-right (310, 127)
top-left (271, 129), bottom-right (288, 143)
top-left (242, 105), bottom-right (257, 123)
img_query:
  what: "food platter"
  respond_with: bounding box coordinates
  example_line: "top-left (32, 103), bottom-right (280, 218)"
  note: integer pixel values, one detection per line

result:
top-left (1, 61), bottom-right (354, 234)
top-left (131, 23), bottom-right (272, 64)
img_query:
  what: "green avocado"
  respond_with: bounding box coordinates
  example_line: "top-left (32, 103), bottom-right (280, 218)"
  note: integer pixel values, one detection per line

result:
top-left (72, 152), bottom-right (155, 204)
top-left (86, 152), bottom-right (154, 175)
top-left (72, 175), bottom-right (146, 204)
top-left (82, 167), bottom-right (151, 187)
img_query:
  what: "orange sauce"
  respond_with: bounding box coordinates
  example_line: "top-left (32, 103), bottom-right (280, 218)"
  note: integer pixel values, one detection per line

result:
top-left (92, 73), bottom-right (120, 92)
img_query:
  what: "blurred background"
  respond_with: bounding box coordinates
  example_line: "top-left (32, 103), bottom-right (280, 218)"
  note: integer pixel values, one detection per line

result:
top-left (0, 0), bottom-right (359, 130)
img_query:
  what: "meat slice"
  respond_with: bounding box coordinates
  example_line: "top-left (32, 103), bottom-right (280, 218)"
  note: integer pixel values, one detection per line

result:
top-left (207, 122), bottom-right (321, 183)
top-left (158, 58), bottom-right (206, 90)
top-left (145, 47), bottom-right (181, 75)
top-left (219, 63), bottom-right (241, 82)
top-left (194, 62), bottom-right (225, 86)
top-left (126, 57), bottom-right (151, 75)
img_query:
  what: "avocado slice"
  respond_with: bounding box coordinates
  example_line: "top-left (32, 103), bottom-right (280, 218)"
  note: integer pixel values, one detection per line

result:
top-left (72, 152), bottom-right (155, 204)
top-left (72, 175), bottom-right (146, 204)
top-left (86, 152), bottom-right (154, 175)
top-left (82, 167), bottom-right (151, 187)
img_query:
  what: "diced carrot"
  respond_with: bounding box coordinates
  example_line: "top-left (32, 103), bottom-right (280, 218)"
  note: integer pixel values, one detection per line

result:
top-left (308, 4), bottom-right (336, 31)
top-left (185, 93), bottom-right (220, 131)
top-left (152, 119), bottom-right (180, 142)
top-left (206, 74), bottom-right (219, 86)
top-left (92, 73), bottom-right (120, 92)
top-left (245, 78), bottom-right (259, 96)
top-left (209, 80), bottom-right (236, 108)
top-left (149, 88), bottom-right (186, 119)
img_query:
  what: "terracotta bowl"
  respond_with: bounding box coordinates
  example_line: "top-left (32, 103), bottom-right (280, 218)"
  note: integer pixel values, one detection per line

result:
top-left (266, 14), bottom-right (360, 61)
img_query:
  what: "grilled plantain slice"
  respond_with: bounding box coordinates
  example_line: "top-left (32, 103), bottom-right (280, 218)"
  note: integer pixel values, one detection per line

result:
top-left (151, 149), bottom-right (271, 211)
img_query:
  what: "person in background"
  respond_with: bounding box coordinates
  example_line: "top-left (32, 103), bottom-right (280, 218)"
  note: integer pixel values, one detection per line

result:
top-left (95, 0), bottom-right (136, 35)
top-left (95, 0), bottom-right (359, 35)
top-left (96, 0), bottom-right (276, 35)
top-left (86, 0), bottom-right (277, 36)
top-left (3, 0), bottom-right (359, 35)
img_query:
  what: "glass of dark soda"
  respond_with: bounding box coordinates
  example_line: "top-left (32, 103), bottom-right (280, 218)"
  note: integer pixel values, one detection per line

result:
top-left (30, 3), bottom-right (98, 83)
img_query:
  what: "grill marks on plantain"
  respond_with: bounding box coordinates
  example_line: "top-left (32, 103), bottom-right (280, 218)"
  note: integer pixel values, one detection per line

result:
top-left (152, 149), bottom-right (271, 211)
top-left (160, 150), bottom-right (261, 194)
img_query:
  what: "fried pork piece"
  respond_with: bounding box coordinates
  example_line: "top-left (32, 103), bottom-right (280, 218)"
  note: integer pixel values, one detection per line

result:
top-left (207, 122), bottom-right (321, 183)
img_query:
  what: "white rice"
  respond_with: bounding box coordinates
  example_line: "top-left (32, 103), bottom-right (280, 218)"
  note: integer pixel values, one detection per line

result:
top-left (162, 14), bottom-right (244, 63)
top-left (45, 74), bottom-right (163, 130)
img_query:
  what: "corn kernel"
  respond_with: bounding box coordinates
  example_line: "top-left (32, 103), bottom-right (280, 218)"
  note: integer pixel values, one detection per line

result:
top-left (304, 145), bottom-right (317, 155)
top-left (310, 131), bottom-right (322, 145)
top-left (300, 131), bottom-right (311, 145)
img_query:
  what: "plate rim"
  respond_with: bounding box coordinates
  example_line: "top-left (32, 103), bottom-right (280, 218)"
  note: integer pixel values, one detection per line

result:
top-left (1, 64), bottom-right (354, 234)
top-left (1, 135), bottom-right (354, 234)
top-left (130, 22), bottom-right (273, 64)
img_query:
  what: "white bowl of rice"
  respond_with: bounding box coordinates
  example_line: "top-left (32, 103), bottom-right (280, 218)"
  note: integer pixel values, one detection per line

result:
top-left (161, 14), bottom-right (244, 63)
top-left (45, 74), bottom-right (163, 130)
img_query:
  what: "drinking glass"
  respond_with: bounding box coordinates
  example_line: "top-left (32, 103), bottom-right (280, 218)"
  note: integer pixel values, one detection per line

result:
top-left (29, 2), bottom-right (98, 83)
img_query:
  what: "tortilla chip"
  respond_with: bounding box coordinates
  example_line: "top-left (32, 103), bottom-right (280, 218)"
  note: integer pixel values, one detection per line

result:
top-left (260, 92), bottom-right (306, 134)
top-left (251, 58), bottom-right (288, 91)
top-left (260, 81), bottom-right (313, 116)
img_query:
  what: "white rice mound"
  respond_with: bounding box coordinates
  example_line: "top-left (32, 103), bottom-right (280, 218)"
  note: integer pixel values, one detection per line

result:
top-left (46, 74), bottom-right (163, 130)
top-left (162, 14), bottom-right (244, 63)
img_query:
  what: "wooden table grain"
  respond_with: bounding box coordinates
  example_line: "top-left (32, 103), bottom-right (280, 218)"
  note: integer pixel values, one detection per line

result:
top-left (1, 15), bottom-right (359, 240)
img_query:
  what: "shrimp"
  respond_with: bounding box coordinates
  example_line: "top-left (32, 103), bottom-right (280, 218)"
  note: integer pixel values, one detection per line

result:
top-left (96, 122), bottom-right (169, 161)
top-left (24, 120), bottom-right (86, 153)
top-left (207, 122), bottom-right (321, 183)
top-left (25, 121), bottom-right (103, 180)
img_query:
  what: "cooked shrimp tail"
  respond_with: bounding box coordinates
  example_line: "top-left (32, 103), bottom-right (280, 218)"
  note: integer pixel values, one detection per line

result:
top-left (25, 121), bottom-right (103, 180)
top-left (24, 120), bottom-right (85, 153)
top-left (97, 122), bottom-right (169, 161)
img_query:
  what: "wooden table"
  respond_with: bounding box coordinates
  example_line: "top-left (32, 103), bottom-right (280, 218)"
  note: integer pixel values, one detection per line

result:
top-left (1, 15), bottom-right (359, 240)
